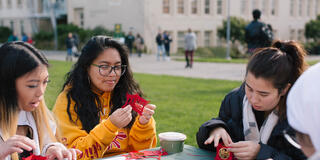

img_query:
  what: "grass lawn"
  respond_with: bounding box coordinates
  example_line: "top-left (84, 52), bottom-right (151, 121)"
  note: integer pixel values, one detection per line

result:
top-left (46, 60), bottom-right (242, 147)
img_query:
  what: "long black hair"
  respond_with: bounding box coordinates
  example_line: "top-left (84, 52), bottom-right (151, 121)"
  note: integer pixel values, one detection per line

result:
top-left (246, 40), bottom-right (308, 119)
top-left (63, 36), bottom-right (143, 133)
top-left (0, 41), bottom-right (50, 142)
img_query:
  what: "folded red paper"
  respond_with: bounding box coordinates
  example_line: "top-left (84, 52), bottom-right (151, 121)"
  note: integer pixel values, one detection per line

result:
top-left (121, 93), bottom-right (149, 115)
top-left (22, 154), bottom-right (47, 160)
top-left (122, 148), bottom-right (168, 160)
top-left (215, 142), bottom-right (235, 160)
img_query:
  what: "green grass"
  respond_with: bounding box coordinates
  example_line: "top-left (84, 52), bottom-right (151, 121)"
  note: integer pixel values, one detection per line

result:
top-left (45, 60), bottom-right (242, 147)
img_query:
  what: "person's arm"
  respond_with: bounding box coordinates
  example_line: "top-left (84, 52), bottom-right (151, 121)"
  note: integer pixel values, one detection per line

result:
top-left (128, 116), bottom-right (157, 151)
top-left (196, 93), bottom-right (235, 151)
top-left (52, 92), bottom-right (119, 160)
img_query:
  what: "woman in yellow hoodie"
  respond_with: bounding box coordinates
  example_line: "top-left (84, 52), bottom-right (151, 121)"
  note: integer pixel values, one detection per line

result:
top-left (53, 36), bottom-right (157, 159)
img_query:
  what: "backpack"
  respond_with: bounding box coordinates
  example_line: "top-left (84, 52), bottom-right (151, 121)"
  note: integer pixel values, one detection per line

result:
top-left (260, 23), bottom-right (273, 46)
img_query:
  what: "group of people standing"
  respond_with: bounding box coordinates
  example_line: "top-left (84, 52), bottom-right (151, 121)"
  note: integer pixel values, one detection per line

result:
top-left (124, 31), bottom-right (145, 57)
top-left (155, 30), bottom-right (172, 61)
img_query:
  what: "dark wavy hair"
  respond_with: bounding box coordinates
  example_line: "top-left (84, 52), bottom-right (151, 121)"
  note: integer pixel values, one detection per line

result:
top-left (246, 40), bottom-right (308, 119)
top-left (63, 36), bottom-right (143, 133)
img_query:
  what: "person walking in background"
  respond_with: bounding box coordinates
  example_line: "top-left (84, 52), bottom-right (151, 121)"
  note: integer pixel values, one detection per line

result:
top-left (135, 33), bottom-right (144, 58)
top-left (8, 32), bottom-right (18, 42)
top-left (184, 28), bottom-right (197, 68)
top-left (125, 31), bottom-right (135, 56)
top-left (163, 31), bottom-right (172, 61)
top-left (156, 31), bottom-right (166, 61)
top-left (245, 9), bottom-right (273, 55)
top-left (65, 32), bottom-right (76, 62)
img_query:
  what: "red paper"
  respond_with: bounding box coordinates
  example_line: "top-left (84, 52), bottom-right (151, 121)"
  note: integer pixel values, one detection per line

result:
top-left (121, 93), bottom-right (149, 115)
top-left (123, 148), bottom-right (168, 160)
top-left (22, 154), bottom-right (47, 160)
top-left (215, 142), bottom-right (235, 160)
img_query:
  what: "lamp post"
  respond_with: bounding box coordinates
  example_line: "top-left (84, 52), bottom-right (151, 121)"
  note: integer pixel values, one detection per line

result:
top-left (226, 0), bottom-right (231, 60)
top-left (49, 0), bottom-right (58, 50)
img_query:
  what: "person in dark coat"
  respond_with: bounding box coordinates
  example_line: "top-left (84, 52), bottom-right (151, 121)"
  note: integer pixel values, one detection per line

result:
top-left (196, 40), bottom-right (308, 160)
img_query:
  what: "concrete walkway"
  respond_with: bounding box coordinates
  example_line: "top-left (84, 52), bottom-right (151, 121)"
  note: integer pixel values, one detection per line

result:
top-left (43, 50), bottom-right (320, 81)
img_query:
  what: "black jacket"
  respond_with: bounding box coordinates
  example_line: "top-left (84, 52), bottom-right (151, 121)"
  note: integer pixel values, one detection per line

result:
top-left (196, 84), bottom-right (306, 160)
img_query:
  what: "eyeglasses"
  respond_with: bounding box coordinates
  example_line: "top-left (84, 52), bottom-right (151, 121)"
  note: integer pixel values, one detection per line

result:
top-left (91, 64), bottom-right (127, 76)
top-left (283, 130), bottom-right (301, 149)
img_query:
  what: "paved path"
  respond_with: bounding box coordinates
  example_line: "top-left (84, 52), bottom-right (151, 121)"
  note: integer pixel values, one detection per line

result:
top-left (43, 50), bottom-right (320, 81)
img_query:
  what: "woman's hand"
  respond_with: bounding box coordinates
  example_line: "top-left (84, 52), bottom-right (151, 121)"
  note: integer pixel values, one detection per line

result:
top-left (204, 127), bottom-right (233, 147)
top-left (46, 146), bottom-right (81, 160)
top-left (0, 135), bottom-right (36, 159)
top-left (228, 141), bottom-right (261, 160)
top-left (139, 104), bottom-right (156, 125)
top-left (109, 105), bottom-right (132, 128)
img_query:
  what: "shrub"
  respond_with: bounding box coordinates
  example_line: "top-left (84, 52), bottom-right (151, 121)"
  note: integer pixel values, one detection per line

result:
top-left (0, 26), bottom-right (12, 43)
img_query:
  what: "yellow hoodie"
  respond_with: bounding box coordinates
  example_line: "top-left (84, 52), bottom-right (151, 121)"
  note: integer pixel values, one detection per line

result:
top-left (52, 89), bottom-right (157, 159)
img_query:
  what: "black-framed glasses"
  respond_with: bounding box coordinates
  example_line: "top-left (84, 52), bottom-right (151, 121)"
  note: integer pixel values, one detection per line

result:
top-left (283, 130), bottom-right (301, 149)
top-left (91, 64), bottom-right (127, 76)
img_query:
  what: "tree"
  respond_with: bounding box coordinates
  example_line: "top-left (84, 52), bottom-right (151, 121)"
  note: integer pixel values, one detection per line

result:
top-left (217, 16), bottom-right (248, 45)
top-left (0, 26), bottom-right (12, 43)
top-left (305, 15), bottom-right (320, 42)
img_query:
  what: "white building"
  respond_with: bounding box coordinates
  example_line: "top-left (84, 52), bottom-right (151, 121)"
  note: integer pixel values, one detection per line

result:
top-left (68, 0), bottom-right (320, 53)
top-left (0, 0), bottom-right (66, 39)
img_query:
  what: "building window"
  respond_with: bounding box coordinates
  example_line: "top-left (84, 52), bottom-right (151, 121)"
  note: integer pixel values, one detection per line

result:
top-left (290, 29), bottom-right (296, 40)
top-left (7, 0), bottom-right (11, 8)
top-left (252, 0), bottom-right (258, 10)
top-left (74, 8), bottom-right (84, 28)
top-left (191, 0), bottom-right (197, 14)
top-left (261, 0), bottom-right (269, 15)
top-left (217, 0), bottom-right (222, 15)
top-left (163, 0), bottom-right (170, 14)
top-left (178, 31), bottom-right (185, 48)
top-left (241, 0), bottom-right (247, 15)
top-left (0, 20), bottom-right (3, 26)
top-left (290, 0), bottom-right (294, 16)
top-left (205, 0), bottom-right (210, 14)
top-left (20, 20), bottom-right (24, 34)
top-left (298, 0), bottom-right (302, 16)
top-left (306, 0), bottom-right (312, 16)
top-left (177, 0), bottom-right (184, 14)
top-left (0, 0), bottom-right (2, 9)
top-left (10, 20), bottom-right (14, 32)
top-left (204, 31), bottom-right (212, 47)
top-left (298, 29), bottom-right (304, 42)
top-left (316, 0), bottom-right (320, 16)
top-left (17, 0), bottom-right (22, 8)
top-left (271, 0), bottom-right (277, 15)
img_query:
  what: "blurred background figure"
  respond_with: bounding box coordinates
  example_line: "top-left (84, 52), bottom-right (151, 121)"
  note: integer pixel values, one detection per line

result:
top-left (163, 31), bottom-right (172, 61)
top-left (125, 31), bottom-right (135, 56)
top-left (184, 28), bottom-right (197, 68)
top-left (8, 32), bottom-right (18, 42)
top-left (156, 30), bottom-right (166, 61)
top-left (65, 32), bottom-right (76, 61)
top-left (135, 33), bottom-right (144, 57)
top-left (287, 63), bottom-right (320, 160)
top-left (245, 9), bottom-right (273, 55)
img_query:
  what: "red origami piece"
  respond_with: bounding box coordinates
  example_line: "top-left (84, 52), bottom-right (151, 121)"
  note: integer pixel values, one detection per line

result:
top-left (22, 154), bottom-right (47, 160)
top-left (121, 93), bottom-right (149, 115)
top-left (215, 142), bottom-right (235, 160)
top-left (123, 148), bottom-right (168, 160)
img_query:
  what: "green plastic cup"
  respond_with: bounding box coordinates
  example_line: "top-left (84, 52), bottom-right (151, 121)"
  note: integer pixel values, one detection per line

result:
top-left (158, 132), bottom-right (187, 154)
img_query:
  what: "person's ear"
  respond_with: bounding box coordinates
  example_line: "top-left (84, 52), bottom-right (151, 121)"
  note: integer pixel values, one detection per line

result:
top-left (280, 83), bottom-right (291, 96)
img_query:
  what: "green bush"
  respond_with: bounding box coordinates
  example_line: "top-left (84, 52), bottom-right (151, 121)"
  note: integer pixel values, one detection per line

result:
top-left (34, 30), bottom-right (54, 41)
top-left (0, 26), bottom-right (12, 43)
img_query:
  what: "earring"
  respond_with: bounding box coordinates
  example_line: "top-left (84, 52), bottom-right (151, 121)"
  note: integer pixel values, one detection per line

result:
top-left (88, 76), bottom-right (91, 85)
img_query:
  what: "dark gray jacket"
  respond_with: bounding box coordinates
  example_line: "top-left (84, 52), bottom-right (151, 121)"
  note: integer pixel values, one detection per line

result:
top-left (196, 84), bottom-right (306, 160)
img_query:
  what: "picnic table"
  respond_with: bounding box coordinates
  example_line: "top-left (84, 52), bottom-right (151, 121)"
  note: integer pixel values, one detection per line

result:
top-left (100, 144), bottom-right (216, 160)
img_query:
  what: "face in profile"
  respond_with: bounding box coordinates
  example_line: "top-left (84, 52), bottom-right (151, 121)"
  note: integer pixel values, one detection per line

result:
top-left (87, 48), bottom-right (123, 92)
top-left (15, 65), bottom-right (49, 111)
top-left (245, 71), bottom-right (283, 112)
